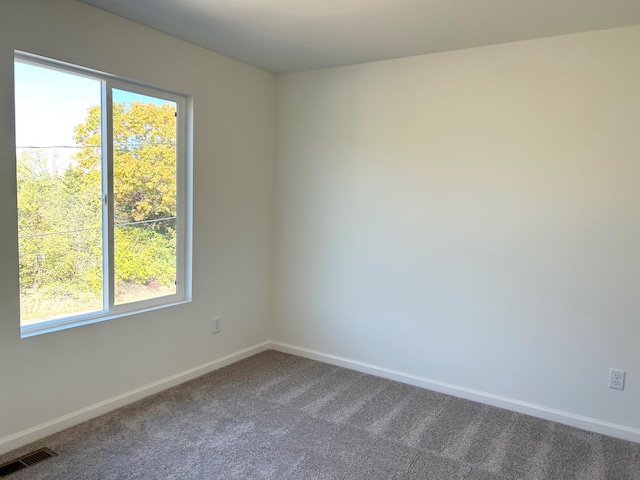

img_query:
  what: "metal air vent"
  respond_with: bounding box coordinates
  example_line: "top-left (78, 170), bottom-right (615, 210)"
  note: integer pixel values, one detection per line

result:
top-left (0, 448), bottom-right (57, 478)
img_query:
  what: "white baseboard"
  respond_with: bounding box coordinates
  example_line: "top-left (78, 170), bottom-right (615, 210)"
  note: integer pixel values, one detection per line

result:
top-left (3, 339), bottom-right (637, 456)
top-left (0, 341), bottom-right (271, 456)
top-left (269, 341), bottom-right (640, 444)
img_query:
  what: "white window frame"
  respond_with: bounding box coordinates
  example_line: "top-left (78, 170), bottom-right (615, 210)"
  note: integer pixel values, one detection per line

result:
top-left (16, 51), bottom-right (192, 338)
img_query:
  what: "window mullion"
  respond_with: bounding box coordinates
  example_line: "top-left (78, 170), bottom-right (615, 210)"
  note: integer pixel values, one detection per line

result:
top-left (175, 96), bottom-right (189, 299)
top-left (102, 82), bottom-right (115, 311)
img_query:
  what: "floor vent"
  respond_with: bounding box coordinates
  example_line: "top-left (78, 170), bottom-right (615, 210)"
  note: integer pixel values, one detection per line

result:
top-left (0, 448), bottom-right (57, 478)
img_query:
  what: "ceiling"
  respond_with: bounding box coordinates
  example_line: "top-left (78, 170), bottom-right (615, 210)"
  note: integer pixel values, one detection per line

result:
top-left (79, 0), bottom-right (640, 74)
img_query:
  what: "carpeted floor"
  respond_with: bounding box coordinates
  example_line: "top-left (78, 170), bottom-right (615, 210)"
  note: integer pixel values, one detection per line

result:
top-left (1, 350), bottom-right (639, 479)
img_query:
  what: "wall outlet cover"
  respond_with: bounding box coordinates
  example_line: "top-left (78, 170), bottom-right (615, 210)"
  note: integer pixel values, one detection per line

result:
top-left (609, 368), bottom-right (626, 390)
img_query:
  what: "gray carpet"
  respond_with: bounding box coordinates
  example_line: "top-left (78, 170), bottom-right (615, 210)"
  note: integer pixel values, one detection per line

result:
top-left (1, 350), bottom-right (639, 479)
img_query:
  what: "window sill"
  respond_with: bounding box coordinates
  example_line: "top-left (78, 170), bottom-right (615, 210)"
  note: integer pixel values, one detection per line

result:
top-left (20, 298), bottom-right (191, 338)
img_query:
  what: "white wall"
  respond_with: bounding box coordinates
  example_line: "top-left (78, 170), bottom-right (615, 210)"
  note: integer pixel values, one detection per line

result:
top-left (274, 26), bottom-right (640, 433)
top-left (0, 0), bottom-right (275, 452)
top-left (2, 0), bottom-right (639, 452)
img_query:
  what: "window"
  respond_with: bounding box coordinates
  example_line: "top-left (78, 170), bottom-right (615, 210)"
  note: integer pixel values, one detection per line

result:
top-left (14, 52), bottom-right (191, 337)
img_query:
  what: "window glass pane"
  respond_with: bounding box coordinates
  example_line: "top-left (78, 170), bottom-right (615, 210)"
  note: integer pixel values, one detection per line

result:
top-left (15, 61), bottom-right (103, 324)
top-left (112, 89), bottom-right (178, 305)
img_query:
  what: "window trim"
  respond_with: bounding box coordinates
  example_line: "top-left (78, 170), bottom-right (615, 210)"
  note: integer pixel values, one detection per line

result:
top-left (15, 51), bottom-right (193, 338)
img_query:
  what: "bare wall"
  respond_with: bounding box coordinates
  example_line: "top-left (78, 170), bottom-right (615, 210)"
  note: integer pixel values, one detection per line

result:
top-left (0, 0), bottom-right (275, 449)
top-left (274, 26), bottom-right (640, 432)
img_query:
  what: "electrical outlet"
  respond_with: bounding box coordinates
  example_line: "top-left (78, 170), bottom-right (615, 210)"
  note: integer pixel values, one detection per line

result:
top-left (608, 368), bottom-right (625, 390)
top-left (213, 317), bottom-right (222, 334)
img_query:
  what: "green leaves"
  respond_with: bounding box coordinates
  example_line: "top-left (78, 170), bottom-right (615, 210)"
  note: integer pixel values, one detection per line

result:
top-left (18, 101), bottom-right (178, 321)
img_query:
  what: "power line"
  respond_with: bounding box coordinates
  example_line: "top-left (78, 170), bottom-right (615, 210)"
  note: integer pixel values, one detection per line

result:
top-left (19, 226), bottom-right (99, 239)
top-left (16, 142), bottom-right (176, 149)
top-left (18, 216), bottom-right (177, 240)
top-left (16, 145), bottom-right (100, 149)
top-left (115, 216), bottom-right (176, 228)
